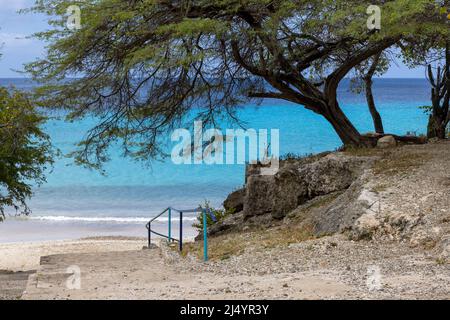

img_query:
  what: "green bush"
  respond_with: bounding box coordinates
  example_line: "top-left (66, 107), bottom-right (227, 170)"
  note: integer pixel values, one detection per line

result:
top-left (193, 200), bottom-right (235, 233)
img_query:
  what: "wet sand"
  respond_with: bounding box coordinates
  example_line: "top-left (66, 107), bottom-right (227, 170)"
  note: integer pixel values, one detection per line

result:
top-left (0, 219), bottom-right (197, 243)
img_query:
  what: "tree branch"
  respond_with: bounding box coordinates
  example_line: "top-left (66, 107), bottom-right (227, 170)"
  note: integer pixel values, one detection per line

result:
top-left (326, 37), bottom-right (400, 102)
top-left (248, 91), bottom-right (287, 99)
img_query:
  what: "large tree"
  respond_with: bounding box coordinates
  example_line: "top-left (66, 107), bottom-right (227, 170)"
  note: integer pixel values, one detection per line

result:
top-left (25, 0), bottom-right (446, 167)
top-left (0, 87), bottom-right (54, 221)
top-left (426, 44), bottom-right (449, 139)
top-left (401, 1), bottom-right (450, 139)
top-left (351, 51), bottom-right (390, 134)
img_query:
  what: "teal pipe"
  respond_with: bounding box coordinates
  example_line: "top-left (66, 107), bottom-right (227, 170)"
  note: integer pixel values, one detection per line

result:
top-left (203, 209), bottom-right (208, 262)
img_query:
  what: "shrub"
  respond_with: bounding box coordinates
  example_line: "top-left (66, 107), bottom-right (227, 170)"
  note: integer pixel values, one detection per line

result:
top-left (192, 200), bottom-right (235, 233)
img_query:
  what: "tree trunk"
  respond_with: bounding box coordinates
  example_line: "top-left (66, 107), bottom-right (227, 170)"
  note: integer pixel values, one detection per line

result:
top-left (323, 100), bottom-right (376, 147)
top-left (427, 114), bottom-right (447, 139)
top-left (426, 42), bottom-right (449, 139)
top-left (363, 52), bottom-right (385, 134)
top-left (364, 77), bottom-right (384, 134)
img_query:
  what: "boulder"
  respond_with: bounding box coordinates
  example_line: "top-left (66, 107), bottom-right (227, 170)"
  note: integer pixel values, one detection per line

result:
top-left (243, 153), bottom-right (375, 220)
top-left (352, 213), bottom-right (381, 239)
top-left (376, 135), bottom-right (397, 149)
top-left (271, 165), bottom-right (308, 219)
top-left (196, 211), bottom-right (245, 239)
top-left (223, 188), bottom-right (245, 213)
top-left (244, 175), bottom-right (276, 218)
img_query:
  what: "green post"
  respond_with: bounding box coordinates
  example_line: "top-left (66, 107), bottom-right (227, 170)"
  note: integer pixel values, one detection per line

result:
top-left (168, 208), bottom-right (172, 242)
top-left (203, 209), bottom-right (208, 262)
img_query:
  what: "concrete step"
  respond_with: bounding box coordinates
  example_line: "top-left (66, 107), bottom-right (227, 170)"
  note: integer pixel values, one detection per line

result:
top-left (0, 270), bottom-right (35, 300)
top-left (23, 248), bottom-right (163, 299)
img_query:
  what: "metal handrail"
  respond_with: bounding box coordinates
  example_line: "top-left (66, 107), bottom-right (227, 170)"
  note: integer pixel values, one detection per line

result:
top-left (148, 229), bottom-right (180, 242)
top-left (146, 207), bottom-right (199, 251)
top-left (145, 206), bottom-right (216, 261)
top-left (146, 207), bottom-right (169, 227)
top-left (146, 207), bottom-right (174, 249)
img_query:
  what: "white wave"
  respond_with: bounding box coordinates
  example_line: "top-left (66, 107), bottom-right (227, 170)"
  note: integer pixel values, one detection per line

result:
top-left (28, 215), bottom-right (197, 224)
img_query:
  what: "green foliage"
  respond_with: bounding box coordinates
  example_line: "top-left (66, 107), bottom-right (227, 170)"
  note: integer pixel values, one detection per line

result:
top-left (24, 0), bottom-right (449, 163)
top-left (0, 87), bottom-right (54, 221)
top-left (192, 200), bottom-right (235, 233)
top-left (419, 105), bottom-right (433, 114)
top-left (280, 152), bottom-right (313, 161)
top-left (400, 1), bottom-right (449, 67)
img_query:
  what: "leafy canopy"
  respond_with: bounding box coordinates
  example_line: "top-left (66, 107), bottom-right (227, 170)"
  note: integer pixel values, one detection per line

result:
top-left (25, 0), bottom-right (448, 164)
top-left (0, 88), bottom-right (54, 221)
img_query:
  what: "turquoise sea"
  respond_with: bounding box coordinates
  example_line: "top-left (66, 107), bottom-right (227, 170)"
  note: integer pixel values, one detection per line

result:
top-left (0, 78), bottom-right (430, 242)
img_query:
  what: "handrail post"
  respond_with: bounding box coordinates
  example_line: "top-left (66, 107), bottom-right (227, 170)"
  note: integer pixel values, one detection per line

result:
top-left (148, 223), bottom-right (151, 248)
top-left (168, 208), bottom-right (172, 242)
top-left (203, 209), bottom-right (208, 262)
top-left (179, 211), bottom-right (183, 252)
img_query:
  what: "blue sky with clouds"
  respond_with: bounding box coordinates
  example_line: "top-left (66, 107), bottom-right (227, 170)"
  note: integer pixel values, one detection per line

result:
top-left (0, 0), bottom-right (47, 77)
top-left (0, 0), bottom-right (425, 78)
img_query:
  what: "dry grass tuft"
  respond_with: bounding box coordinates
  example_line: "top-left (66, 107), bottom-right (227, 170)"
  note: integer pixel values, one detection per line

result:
top-left (181, 224), bottom-right (315, 261)
top-left (372, 152), bottom-right (430, 176)
top-left (341, 147), bottom-right (385, 157)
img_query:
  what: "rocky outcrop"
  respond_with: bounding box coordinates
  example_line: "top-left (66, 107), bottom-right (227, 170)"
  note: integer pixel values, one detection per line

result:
top-left (244, 153), bottom-right (376, 221)
top-left (207, 211), bottom-right (245, 237)
top-left (208, 152), bottom-right (378, 237)
top-left (206, 142), bottom-right (450, 265)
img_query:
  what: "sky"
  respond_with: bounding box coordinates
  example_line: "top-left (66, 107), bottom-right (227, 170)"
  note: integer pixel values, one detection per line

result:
top-left (0, 0), bottom-right (425, 79)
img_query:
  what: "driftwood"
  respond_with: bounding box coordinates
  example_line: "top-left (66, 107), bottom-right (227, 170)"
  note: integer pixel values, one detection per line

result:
top-left (362, 133), bottom-right (427, 146)
top-left (390, 134), bottom-right (427, 144)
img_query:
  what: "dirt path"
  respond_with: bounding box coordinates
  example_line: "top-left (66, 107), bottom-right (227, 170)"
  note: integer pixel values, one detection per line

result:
top-left (19, 235), bottom-right (449, 300)
top-left (22, 246), bottom-right (355, 300)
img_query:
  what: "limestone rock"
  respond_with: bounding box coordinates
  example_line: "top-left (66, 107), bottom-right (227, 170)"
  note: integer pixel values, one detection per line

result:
top-left (244, 153), bottom-right (375, 220)
top-left (244, 175), bottom-right (276, 218)
top-left (223, 188), bottom-right (245, 213)
top-left (352, 213), bottom-right (381, 239)
top-left (376, 135), bottom-right (397, 149)
top-left (197, 211), bottom-right (245, 239)
top-left (310, 177), bottom-right (372, 236)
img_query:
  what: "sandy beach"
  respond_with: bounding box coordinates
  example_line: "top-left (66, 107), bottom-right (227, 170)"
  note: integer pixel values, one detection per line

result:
top-left (0, 237), bottom-right (147, 272)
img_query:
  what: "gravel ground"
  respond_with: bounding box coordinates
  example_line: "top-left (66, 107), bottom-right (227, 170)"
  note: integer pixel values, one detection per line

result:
top-left (161, 234), bottom-right (449, 299)
top-left (165, 141), bottom-right (450, 300)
